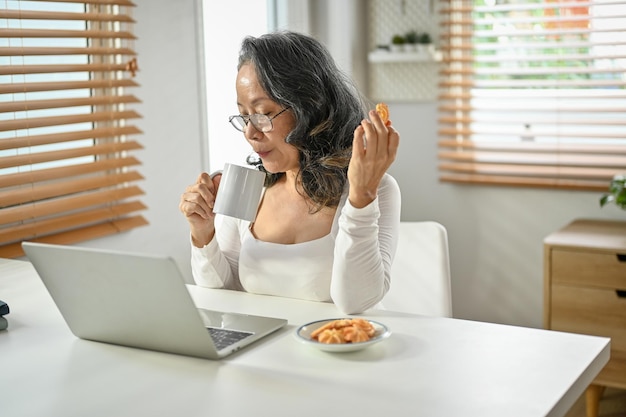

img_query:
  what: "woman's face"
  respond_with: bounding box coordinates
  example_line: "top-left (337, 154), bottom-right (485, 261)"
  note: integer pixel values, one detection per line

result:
top-left (235, 63), bottom-right (299, 175)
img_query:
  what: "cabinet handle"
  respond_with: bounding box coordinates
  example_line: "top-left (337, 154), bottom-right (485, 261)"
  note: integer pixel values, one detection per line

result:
top-left (617, 290), bottom-right (626, 298)
top-left (617, 254), bottom-right (626, 262)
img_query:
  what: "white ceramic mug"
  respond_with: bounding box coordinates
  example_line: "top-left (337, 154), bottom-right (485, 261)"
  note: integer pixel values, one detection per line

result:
top-left (210, 163), bottom-right (266, 222)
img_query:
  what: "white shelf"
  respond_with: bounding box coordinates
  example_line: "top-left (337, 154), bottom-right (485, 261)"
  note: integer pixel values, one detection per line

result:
top-left (368, 49), bottom-right (441, 63)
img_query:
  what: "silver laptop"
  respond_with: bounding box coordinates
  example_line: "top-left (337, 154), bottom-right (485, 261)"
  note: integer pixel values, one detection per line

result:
top-left (22, 241), bottom-right (287, 360)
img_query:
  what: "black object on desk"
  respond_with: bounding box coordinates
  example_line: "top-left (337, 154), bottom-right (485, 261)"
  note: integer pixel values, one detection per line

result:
top-left (0, 299), bottom-right (9, 330)
top-left (0, 299), bottom-right (9, 316)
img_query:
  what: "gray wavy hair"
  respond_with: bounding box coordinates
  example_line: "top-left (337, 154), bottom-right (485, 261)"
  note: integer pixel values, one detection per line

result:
top-left (238, 30), bottom-right (367, 211)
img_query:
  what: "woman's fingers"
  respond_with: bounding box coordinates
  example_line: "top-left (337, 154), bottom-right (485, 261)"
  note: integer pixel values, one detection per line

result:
top-left (358, 110), bottom-right (397, 163)
top-left (179, 173), bottom-right (218, 220)
top-left (347, 111), bottom-right (400, 208)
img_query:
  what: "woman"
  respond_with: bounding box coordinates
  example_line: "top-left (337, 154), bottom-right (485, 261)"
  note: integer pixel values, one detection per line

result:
top-left (179, 31), bottom-right (401, 314)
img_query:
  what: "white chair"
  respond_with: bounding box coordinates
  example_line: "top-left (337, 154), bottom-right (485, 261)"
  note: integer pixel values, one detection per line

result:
top-left (384, 221), bottom-right (453, 317)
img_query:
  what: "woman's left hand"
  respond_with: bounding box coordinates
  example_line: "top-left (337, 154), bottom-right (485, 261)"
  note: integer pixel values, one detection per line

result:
top-left (347, 109), bottom-right (400, 208)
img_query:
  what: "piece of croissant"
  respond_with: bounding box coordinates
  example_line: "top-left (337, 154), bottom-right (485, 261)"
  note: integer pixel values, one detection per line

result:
top-left (310, 319), bottom-right (353, 339)
top-left (375, 102), bottom-right (391, 126)
top-left (350, 318), bottom-right (376, 337)
top-left (317, 328), bottom-right (346, 344)
top-left (342, 326), bottom-right (371, 343)
top-left (310, 318), bottom-right (375, 344)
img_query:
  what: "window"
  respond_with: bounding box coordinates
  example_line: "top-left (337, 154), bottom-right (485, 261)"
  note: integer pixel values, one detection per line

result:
top-left (438, 0), bottom-right (626, 190)
top-left (202, 0), bottom-right (269, 172)
top-left (0, 0), bottom-right (147, 258)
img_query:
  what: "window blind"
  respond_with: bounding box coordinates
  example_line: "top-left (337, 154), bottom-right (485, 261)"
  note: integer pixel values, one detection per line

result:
top-left (0, 0), bottom-right (147, 258)
top-left (438, 0), bottom-right (626, 190)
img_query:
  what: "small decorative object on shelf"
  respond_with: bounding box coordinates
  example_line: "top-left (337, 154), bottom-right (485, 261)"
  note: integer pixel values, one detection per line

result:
top-left (404, 30), bottom-right (419, 52)
top-left (376, 31), bottom-right (438, 61)
top-left (418, 32), bottom-right (433, 53)
top-left (600, 174), bottom-right (626, 210)
top-left (418, 32), bottom-right (432, 45)
top-left (390, 34), bottom-right (405, 52)
top-left (367, 47), bottom-right (441, 63)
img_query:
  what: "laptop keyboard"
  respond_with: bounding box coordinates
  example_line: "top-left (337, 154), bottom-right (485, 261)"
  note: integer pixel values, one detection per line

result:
top-left (207, 327), bottom-right (254, 351)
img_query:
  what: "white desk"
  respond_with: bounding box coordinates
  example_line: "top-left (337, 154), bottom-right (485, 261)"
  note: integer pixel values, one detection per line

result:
top-left (0, 258), bottom-right (610, 417)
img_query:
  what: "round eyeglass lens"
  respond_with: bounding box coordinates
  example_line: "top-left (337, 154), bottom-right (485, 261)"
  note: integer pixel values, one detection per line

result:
top-left (250, 114), bottom-right (272, 132)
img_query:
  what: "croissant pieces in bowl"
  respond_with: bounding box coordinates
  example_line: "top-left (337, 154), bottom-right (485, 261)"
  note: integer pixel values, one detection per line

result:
top-left (310, 318), bottom-right (376, 344)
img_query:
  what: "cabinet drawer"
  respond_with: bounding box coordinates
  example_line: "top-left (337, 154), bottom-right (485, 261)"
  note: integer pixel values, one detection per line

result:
top-left (551, 284), bottom-right (626, 354)
top-left (551, 249), bottom-right (626, 289)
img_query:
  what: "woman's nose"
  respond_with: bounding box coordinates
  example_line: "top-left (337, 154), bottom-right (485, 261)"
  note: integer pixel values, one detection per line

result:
top-left (243, 122), bottom-right (262, 140)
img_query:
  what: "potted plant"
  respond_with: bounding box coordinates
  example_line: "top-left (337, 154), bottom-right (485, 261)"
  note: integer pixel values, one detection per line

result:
top-left (418, 32), bottom-right (432, 45)
top-left (418, 32), bottom-right (433, 54)
top-left (405, 30), bottom-right (419, 52)
top-left (600, 174), bottom-right (626, 209)
top-left (390, 34), bottom-right (405, 52)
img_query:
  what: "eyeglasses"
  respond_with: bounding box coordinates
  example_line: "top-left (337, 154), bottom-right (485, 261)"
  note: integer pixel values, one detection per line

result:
top-left (228, 107), bottom-right (290, 133)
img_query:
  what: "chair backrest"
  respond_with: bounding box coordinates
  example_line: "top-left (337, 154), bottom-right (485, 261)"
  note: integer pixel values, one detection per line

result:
top-left (384, 221), bottom-right (453, 317)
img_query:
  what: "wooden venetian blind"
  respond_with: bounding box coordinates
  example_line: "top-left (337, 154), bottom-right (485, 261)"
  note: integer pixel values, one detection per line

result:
top-left (0, 0), bottom-right (147, 258)
top-left (438, 0), bottom-right (626, 190)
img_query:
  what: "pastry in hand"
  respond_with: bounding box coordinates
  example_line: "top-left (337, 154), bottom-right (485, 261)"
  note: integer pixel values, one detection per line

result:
top-left (375, 102), bottom-right (391, 126)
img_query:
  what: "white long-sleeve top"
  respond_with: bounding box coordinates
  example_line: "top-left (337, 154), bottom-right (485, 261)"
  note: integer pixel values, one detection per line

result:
top-left (191, 173), bottom-right (401, 314)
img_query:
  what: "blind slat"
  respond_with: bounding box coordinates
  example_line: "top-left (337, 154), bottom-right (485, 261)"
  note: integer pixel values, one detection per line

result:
top-left (0, 10), bottom-right (134, 22)
top-left (0, 156), bottom-right (142, 188)
top-left (0, 110), bottom-right (142, 132)
top-left (0, 126), bottom-right (142, 151)
top-left (0, 96), bottom-right (139, 113)
top-left (439, 79), bottom-right (626, 88)
top-left (0, 29), bottom-right (136, 39)
top-left (438, 130), bottom-right (626, 140)
top-left (0, 171), bottom-right (144, 208)
top-left (439, 92), bottom-right (626, 100)
top-left (0, 79), bottom-right (139, 95)
top-left (438, 116), bottom-right (626, 127)
top-left (27, 0), bottom-right (136, 5)
top-left (443, 67), bottom-right (626, 77)
top-left (440, 40), bottom-right (626, 51)
top-left (0, 186), bottom-right (144, 225)
top-left (438, 151), bottom-right (626, 168)
top-left (0, 141), bottom-right (143, 170)
top-left (440, 0), bottom-right (626, 13)
top-left (438, 104), bottom-right (626, 114)
top-left (439, 162), bottom-right (619, 179)
top-left (439, 174), bottom-right (609, 191)
top-left (438, 140), bottom-right (626, 154)
top-left (0, 95), bottom-right (141, 113)
top-left (0, 215), bottom-right (147, 260)
top-left (1, 200), bottom-right (146, 244)
top-left (1, 62), bottom-right (134, 76)
top-left (0, 46), bottom-right (136, 57)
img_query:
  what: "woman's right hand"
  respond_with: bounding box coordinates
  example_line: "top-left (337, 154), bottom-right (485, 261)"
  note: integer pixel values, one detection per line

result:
top-left (179, 172), bottom-right (222, 247)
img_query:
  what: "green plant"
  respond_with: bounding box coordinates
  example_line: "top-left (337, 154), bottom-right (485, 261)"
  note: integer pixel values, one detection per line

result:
top-left (418, 32), bottom-right (432, 44)
top-left (391, 34), bottom-right (406, 45)
top-left (600, 175), bottom-right (626, 209)
top-left (405, 30), bottom-right (419, 44)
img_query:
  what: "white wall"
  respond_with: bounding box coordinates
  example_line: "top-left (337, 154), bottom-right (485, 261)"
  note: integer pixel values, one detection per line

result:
top-left (75, 0), bottom-right (206, 282)
top-left (203, 0), bottom-right (268, 171)
top-left (77, 0), bottom-right (625, 329)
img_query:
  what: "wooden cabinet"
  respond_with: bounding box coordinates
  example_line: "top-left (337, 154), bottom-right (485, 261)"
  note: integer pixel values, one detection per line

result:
top-left (544, 219), bottom-right (626, 417)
